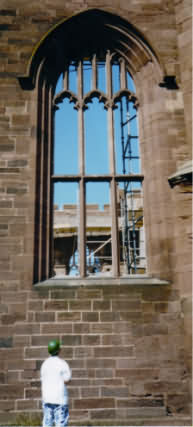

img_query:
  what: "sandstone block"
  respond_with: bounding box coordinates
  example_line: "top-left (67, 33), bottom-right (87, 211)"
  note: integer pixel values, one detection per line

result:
top-left (90, 408), bottom-right (116, 419)
top-left (57, 311), bottom-right (81, 322)
top-left (74, 347), bottom-right (93, 359)
top-left (0, 384), bottom-right (24, 399)
top-left (68, 387), bottom-right (80, 399)
top-left (1, 313), bottom-right (25, 324)
top-left (73, 323), bottom-right (90, 334)
top-left (83, 335), bottom-right (100, 346)
top-left (73, 397), bottom-right (115, 410)
top-left (41, 323), bottom-right (72, 334)
top-left (82, 312), bottom-right (99, 322)
top-left (101, 334), bottom-right (123, 346)
top-left (34, 311), bottom-right (55, 322)
top-left (61, 335), bottom-right (82, 346)
top-left (69, 300), bottom-right (92, 311)
top-left (50, 289), bottom-right (76, 299)
top-left (13, 323), bottom-right (40, 335)
top-left (100, 312), bottom-right (120, 322)
top-left (16, 399), bottom-right (39, 410)
top-left (86, 358), bottom-right (116, 369)
top-left (0, 400), bottom-right (15, 410)
top-left (90, 323), bottom-right (112, 333)
top-left (24, 347), bottom-right (49, 359)
top-left (28, 300), bottom-right (44, 311)
top-left (112, 300), bottom-right (141, 311)
top-left (11, 114), bottom-right (30, 127)
top-left (25, 388), bottom-right (41, 398)
top-left (77, 289), bottom-right (102, 299)
top-left (44, 300), bottom-right (68, 310)
top-left (93, 300), bottom-right (111, 310)
top-left (81, 387), bottom-right (99, 398)
top-left (31, 335), bottom-right (60, 346)
top-left (94, 345), bottom-right (134, 358)
top-left (68, 359), bottom-right (84, 369)
top-left (101, 386), bottom-right (129, 397)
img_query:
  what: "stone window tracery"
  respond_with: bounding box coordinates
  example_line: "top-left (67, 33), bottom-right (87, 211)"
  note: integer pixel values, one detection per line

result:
top-left (21, 9), bottom-right (167, 284)
top-left (51, 52), bottom-right (146, 278)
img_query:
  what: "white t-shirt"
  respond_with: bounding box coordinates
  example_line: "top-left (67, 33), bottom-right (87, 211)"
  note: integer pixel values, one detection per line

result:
top-left (40, 356), bottom-right (71, 405)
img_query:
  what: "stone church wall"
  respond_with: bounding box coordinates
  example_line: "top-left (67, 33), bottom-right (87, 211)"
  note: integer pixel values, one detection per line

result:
top-left (0, 0), bottom-right (192, 425)
top-left (0, 282), bottom-right (191, 425)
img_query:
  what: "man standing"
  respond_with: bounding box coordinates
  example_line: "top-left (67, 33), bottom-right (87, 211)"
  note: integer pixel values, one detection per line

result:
top-left (40, 340), bottom-right (72, 427)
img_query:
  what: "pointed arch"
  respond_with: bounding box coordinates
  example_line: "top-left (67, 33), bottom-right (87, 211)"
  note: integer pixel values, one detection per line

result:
top-left (19, 8), bottom-right (165, 90)
top-left (20, 9), bottom-right (178, 283)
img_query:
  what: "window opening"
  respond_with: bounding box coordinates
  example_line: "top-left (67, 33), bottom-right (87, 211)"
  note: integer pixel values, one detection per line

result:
top-left (68, 63), bottom-right (77, 94)
top-left (118, 93), bottom-right (145, 274)
top-left (85, 98), bottom-right (108, 175)
top-left (97, 61), bottom-right (106, 93)
top-left (127, 72), bottom-right (136, 93)
top-left (117, 182), bottom-right (146, 275)
top-left (86, 182), bottom-right (112, 276)
top-left (54, 98), bottom-right (78, 175)
top-left (52, 52), bottom-right (146, 278)
top-left (112, 63), bottom-right (120, 94)
top-left (53, 182), bottom-right (79, 277)
top-left (83, 61), bottom-right (92, 95)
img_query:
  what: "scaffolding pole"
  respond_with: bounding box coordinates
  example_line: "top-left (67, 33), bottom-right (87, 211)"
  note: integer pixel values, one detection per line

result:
top-left (120, 93), bottom-right (139, 274)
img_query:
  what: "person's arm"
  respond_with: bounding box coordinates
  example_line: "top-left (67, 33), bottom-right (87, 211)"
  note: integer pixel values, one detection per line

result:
top-left (62, 361), bottom-right (72, 383)
top-left (40, 362), bottom-right (44, 381)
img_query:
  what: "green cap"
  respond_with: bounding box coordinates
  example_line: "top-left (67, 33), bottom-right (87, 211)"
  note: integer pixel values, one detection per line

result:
top-left (48, 339), bottom-right (60, 356)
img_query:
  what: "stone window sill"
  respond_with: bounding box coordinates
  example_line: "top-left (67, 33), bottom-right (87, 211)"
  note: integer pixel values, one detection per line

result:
top-left (34, 275), bottom-right (170, 288)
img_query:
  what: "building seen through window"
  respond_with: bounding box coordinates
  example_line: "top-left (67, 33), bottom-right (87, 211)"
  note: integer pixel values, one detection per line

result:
top-left (52, 52), bottom-right (146, 278)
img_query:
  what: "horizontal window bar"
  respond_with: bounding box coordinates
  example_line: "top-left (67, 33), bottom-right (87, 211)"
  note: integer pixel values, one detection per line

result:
top-left (52, 174), bottom-right (144, 183)
top-left (52, 175), bottom-right (81, 182)
top-left (115, 174), bottom-right (144, 182)
top-left (84, 175), bottom-right (111, 182)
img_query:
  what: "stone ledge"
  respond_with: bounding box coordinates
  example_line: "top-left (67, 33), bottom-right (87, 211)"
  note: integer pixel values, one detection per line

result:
top-left (34, 275), bottom-right (170, 289)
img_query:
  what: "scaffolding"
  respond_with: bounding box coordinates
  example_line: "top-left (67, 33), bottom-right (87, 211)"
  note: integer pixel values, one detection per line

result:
top-left (120, 95), bottom-right (145, 274)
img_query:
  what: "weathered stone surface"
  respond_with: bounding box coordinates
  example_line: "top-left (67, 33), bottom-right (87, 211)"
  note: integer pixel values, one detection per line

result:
top-left (0, 0), bottom-right (192, 424)
top-left (0, 337), bottom-right (13, 347)
top-left (0, 384), bottom-right (24, 399)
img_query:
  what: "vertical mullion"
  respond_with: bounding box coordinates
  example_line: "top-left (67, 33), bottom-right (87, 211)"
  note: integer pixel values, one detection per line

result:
top-left (106, 51), bottom-right (120, 277)
top-left (79, 179), bottom-right (86, 277)
top-left (78, 61), bottom-right (84, 175)
top-left (63, 66), bottom-right (69, 91)
top-left (120, 58), bottom-right (127, 90)
top-left (38, 81), bottom-right (46, 282)
top-left (78, 60), bottom-right (86, 277)
top-left (45, 86), bottom-right (53, 278)
top-left (33, 78), bottom-right (44, 283)
top-left (110, 179), bottom-right (120, 277)
top-left (41, 84), bottom-right (50, 281)
top-left (49, 104), bottom-right (55, 278)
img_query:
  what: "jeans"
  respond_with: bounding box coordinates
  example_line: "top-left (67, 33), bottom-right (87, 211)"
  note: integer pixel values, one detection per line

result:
top-left (42, 403), bottom-right (69, 427)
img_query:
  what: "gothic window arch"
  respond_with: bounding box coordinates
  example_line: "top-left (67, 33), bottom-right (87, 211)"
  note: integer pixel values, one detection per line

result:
top-left (52, 54), bottom-right (145, 279)
top-left (19, 9), bottom-right (166, 283)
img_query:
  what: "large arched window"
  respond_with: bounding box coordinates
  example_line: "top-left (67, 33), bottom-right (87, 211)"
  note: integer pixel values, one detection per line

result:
top-left (53, 54), bottom-right (145, 278)
top-left (19, 9), bottom-right (166, 283)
